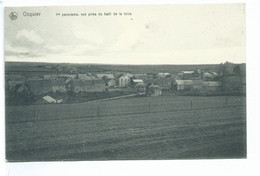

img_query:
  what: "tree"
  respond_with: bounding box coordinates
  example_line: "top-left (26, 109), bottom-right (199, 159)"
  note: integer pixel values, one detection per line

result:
top-left (219, 63), bottom-right (227, 76)
top-left (233, 65), bottom-right (241, 76)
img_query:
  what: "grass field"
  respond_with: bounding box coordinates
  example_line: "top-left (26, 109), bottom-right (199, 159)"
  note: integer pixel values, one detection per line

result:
top-left (6, 96), bottom-right (246, 161)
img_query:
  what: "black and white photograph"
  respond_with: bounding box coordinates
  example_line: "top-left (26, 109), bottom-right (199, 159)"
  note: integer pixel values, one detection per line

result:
top-left (4, 4), bottom-right (247, 162)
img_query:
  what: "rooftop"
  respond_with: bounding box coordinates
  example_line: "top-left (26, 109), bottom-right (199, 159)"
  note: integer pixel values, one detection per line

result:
top-left (175, 80), bottom-right (203, 85)
top-left (132, 79), bottom-right (144, 83)
top-left (182, 71), bottom-right (194, 74)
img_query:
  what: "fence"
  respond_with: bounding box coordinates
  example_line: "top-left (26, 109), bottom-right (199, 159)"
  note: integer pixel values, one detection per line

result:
top-left (6, 96), bottom-right (246, 123)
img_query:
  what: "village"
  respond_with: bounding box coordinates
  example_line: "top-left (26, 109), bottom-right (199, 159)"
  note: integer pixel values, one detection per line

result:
top-left (5, 62), bottom-right (246, 105)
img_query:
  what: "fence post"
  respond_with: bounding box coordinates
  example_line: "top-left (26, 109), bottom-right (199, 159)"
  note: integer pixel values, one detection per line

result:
top-left (191, 100), bottom-right (192, 110)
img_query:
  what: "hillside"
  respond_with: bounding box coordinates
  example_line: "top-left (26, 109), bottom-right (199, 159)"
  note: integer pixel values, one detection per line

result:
top-left (5, 61), bottom-right (246, 75)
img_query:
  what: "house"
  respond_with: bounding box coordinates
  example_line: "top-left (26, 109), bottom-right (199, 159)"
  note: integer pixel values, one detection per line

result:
top-left (177, 72), bottom-right (184, 77)
top-left (78, 74), bottom-right (93, 80)
top-left (51, 79), bottom-right (67, 93)
top-left (192, 80), bottom-right (204, 90)
top-left (133, 74), bottom-right (149, 81)
top-left (146, 78), bottom-right (173, 89)
top-left (173, 80), bottom-right (221, 94)
top-left (73, 79), bottom-right (106, 93)
top-left (174, 80), bottom-right (203, 91)
top-left (96, 73), bottom-right (115, 79)
top-left (106, 79), bottom-right (116, 87)
top-left (211, 72), bottom-right (218, 77)
top-left (157, 73), bottom-right (170, 78)
top-left (43, 74), bottom-right (76, 79)
top-left (28, 80), bottom-right (52, 95)
top-left (134, 73), bottom-right (147, 77)
top-left (146, 84), bottom-right (162, 96)
top-left (43, 95), bottom-right (57, 103)
top-left (202, 72), bottom-right (213, 80)
top-left (43, 74), bottom-right (77, 80)
top-left (132, 79), bottom-right (145, 91)
top-left (135, 82), bottom-right (145, 88)
top-left (131, 79), bottom-right (144, 86)
top-left (59, 74), bottom-right (77, 79)
top-left (202, 81), bottom-right (221, 91)
top-left (124, 73), bottom-right (134, 78)
top-left (92, 79), bottom-right (106, 92)
top-left (181, 71), bottom-right (194, 79)
top-left (73, 80), bottom-right (94, 93)
top-left (119, 75), bottom-right (131, 87)
top-left (182, 71), bottom-right (194, 74)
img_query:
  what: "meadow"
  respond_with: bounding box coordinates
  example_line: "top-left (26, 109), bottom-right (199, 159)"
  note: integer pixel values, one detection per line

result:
top-left (6, 96), bottom-right (246, 161)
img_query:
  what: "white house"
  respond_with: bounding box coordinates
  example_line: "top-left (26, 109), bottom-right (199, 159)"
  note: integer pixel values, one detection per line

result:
top-left (119, 75), bottom-right (130, 87)
top-left (132, 79), bottom-right (144, 85)
top-left (182, 71), bottom-right (194, 74)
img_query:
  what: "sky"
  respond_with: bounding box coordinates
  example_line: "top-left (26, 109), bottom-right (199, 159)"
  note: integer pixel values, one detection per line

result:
top-left (4, 4), bottom-right (246, 64)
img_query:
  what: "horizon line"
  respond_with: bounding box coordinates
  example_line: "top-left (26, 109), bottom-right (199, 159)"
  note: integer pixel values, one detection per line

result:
top-left (4, 60), bottom-right (246, 66)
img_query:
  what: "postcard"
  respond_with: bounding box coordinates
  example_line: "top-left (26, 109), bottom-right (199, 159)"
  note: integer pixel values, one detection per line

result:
top-left (4, 4), bottom-right (246, 162)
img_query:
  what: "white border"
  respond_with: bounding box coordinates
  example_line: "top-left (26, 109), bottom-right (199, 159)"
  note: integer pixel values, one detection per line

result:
top-left (1, 0), bottom-right (260, 176)
top-left (2, 0), bottom-right (248, 6)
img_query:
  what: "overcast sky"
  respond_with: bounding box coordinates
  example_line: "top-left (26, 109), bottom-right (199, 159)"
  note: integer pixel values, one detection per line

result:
top-left (4, 4), bottom-right (245, 64)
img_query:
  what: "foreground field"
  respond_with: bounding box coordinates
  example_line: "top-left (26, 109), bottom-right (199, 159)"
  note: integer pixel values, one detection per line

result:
top-left (6, 96), bottom-right (246, 161)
